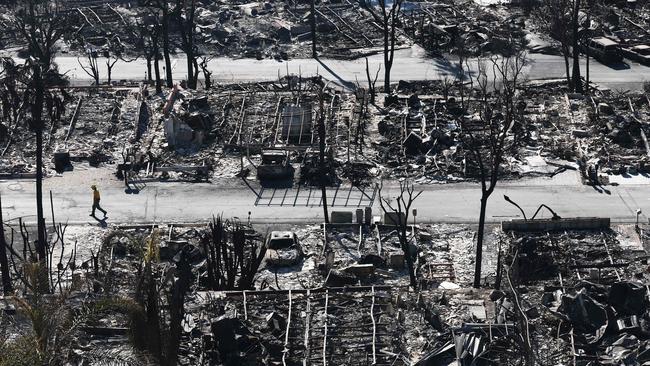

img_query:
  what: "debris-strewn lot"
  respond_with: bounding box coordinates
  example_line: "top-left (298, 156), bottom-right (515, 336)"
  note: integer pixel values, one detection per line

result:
top-left (3, 215), bottom-right (649, 365)
top-left (3, 76), bottom-right (648, 189)
top-left (0, 0), bottom-right (404, 61)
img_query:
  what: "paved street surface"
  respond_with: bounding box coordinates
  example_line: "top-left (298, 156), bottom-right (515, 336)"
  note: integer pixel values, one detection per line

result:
top-left (2, 172), bottom-right (649, 225)
top-left (45, 46), bottom-right (650, 91)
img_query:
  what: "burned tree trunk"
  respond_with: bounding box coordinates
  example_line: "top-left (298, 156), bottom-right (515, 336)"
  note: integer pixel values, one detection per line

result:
top-left (473, 195), bottom-right (489, 288)
top-left (152, 32), bottom-right (163, 94)
top-left (162, 9), bottom-right (173, 88)
top-left (379, 0), bottom-right (402, 93)
top-left (78, 51), bottom-right (100, 86)
top-left (31, 65), bottom-right (48, 270)
top-left (571, 0), bottom-right (583, 93)
top-left (0, 193), bottom-right (12, 295)
top-left (318, 88), bottom-right (330, 224)
top-left (538, 0), bottom-right (575, 90)
top-left (177, 0), bottom-right (198, 89)
top-left (199, 57), bottom-right (212, 90)
top-left (146, 54), bottom-right (153, 84)
top-left (192, 57), bottom-right (199, 88)
top-left (365, 57), bottom-right (380, 105)
top-left (562, 44), bottom-right (572, 89)
top-left (107, 59), bottom-right (118, 86)
top-left (462, 53), bottom-right (527, 289)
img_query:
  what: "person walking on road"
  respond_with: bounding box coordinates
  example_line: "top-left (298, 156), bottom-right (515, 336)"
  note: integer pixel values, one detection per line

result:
top-left (90, 185), bottom-right (107, 218)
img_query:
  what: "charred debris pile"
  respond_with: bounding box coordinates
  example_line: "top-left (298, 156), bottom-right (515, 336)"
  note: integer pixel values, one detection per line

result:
top-left (0, 87), bottom-right (143, 177)
top-left (2, 210), bottom-right (650, 364)
top-left (372, 79), bottom-right (650, 184)
top-left (126, 76), bottom-right (377, 185)
top-left (500, 226), bottom-right (650, 365)
top-left (56, 0), bottom-right (397, 60)
top-left (402, 0), bottom-right (528, 57)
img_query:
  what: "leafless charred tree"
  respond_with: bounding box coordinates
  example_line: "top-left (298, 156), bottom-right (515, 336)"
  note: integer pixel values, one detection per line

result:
top-left (176, 0), bottom-right (199, 89)
top-left (144, 0), bottom-right (174, 88)
top-left (77, 43), bottom-right (100, 86)
top-left (365, 57), bottom-right (381, 105)
top-left (505, 247), bottom-right (535, 366)
top-left (379, 181), bottom-right (422, 290)
top-left (537, 0), bottom-right (583, 92)
top-left (6, 1), bottom-right (68, 279)
top-left (198, 56), bottom-right (213, 90)
top-left (139, 13), bottom-right (164, 94)
top-left (453, 34), bottom-right (470, 109)
top-left (151, 30), bottom-right (163, 94)
top-left (378, 0), bottom-right (403, 93)
top-left (461, 51), bottom-right (528, 288)
top-left (570, 0), bottom-right (583, 93)
top-left (378, 180), bottom-right (422, 290)
top-left (104, 36), bottom-right (137, 86)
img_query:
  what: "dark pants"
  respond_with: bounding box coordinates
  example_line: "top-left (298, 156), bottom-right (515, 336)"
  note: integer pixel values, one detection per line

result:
top-left (92, 199), bottom-right (107, 216)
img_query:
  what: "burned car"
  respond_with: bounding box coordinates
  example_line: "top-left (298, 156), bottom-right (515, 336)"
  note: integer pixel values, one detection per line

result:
top-left (264, 231), bottom-right (303, 267)
top-left (257, 150), bottom-right (295, 180)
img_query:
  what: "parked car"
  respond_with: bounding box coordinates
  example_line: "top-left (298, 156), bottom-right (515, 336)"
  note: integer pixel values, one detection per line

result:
top-left (583, 37), bottom-right (623, 64)
top-left (622, 44), bottom-right (650, 66)
top-left (264, 231), bottom-right (303, 267)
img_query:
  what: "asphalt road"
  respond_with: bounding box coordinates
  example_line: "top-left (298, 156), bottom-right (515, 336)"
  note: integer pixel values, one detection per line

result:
top-left (2, 174), bottom-right (649, 226)
top-left (50, 46), bottom-right (650, 91)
